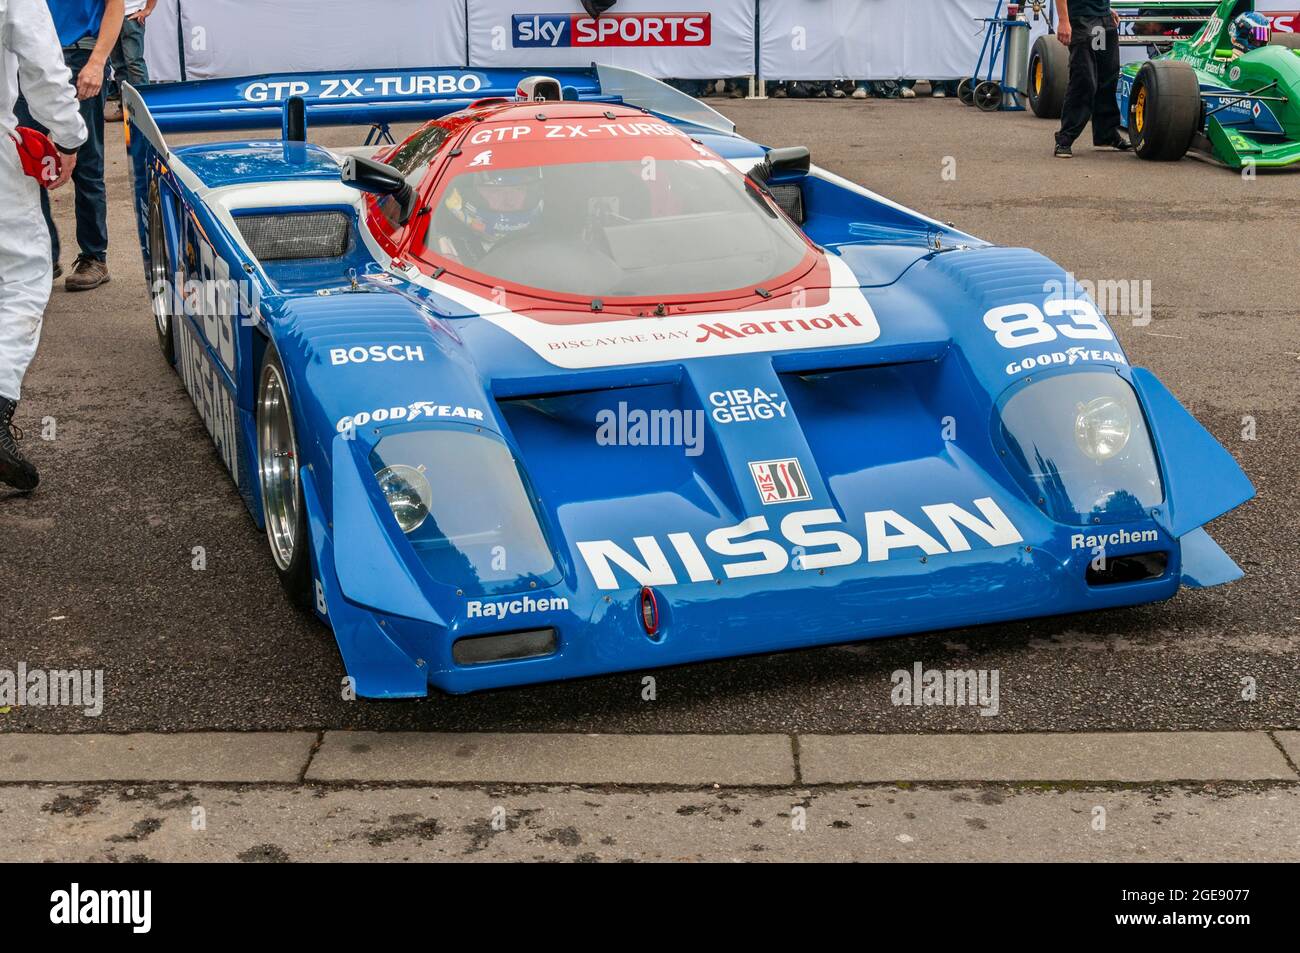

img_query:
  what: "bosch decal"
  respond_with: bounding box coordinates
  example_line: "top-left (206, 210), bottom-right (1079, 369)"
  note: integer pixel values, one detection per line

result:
top-left (329, 345), bottom-right (425, 366)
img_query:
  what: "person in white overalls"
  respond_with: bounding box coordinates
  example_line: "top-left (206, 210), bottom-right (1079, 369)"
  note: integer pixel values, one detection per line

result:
top-left (0, 0), bottom-right (87, 491)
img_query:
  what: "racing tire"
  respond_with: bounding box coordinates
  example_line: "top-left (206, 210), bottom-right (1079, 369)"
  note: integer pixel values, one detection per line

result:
top-left (256, 344), bottom-right (314, 610)
top-left (147, 182), bottom-right (175, 364)
top-left (974, 80), bottom-right (1002, 112)
top-left (1129, 59), bottom-right (1201, 161)
top-left (1269, 33), bottom-right (1300, 49)
top-left (1027, 34), bottom-right (1069, 119)
top-left (957, 77), bottom-right (976, 106)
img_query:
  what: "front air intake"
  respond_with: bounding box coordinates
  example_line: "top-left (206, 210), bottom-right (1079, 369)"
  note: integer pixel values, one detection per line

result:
top-left (236, 211), bottom-right (349, 261)
top-left (1085, 552), bottom-right (1169, 586)
top-left (452, 629), bottom-right (558, 666)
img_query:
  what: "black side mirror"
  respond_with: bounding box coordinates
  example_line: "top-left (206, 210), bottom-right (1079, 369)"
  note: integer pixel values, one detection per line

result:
top-left (341, 155), bottom-right (416, 224)
top-left (751, 146), bottom-right (811, 185)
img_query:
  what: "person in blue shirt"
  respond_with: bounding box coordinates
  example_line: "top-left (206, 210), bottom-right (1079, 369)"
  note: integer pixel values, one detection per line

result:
top-left (16, 0), bottom-right (122, 290)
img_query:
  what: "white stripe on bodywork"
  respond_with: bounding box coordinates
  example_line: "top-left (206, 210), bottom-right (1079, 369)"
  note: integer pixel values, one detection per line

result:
top-left (358, 221), bottom-right (880, 368)
top-left (478, 255), bottom-right (879, 368)
top-left (207, 180), bottom-right (360, 214)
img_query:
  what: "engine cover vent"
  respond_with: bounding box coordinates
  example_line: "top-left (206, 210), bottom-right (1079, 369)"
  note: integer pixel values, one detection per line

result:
top-left (237, 211), bottom-right (349, 261)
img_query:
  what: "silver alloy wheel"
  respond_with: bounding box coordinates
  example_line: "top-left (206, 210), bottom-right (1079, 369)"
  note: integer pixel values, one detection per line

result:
top-left (258, 362), bottom-right (300, 571)
top-left (147, 192), bottom-right (169, 337)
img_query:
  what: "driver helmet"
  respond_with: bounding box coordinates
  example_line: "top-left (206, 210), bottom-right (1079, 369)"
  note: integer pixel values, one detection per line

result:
top-left (1229, 11), bottom-right (1270, 55)
top-left (444, 167), bottom-right (543, 241)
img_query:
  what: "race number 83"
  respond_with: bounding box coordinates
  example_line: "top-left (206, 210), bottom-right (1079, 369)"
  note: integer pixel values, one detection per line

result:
top-left (982, 299), bottom-right (1112, 349)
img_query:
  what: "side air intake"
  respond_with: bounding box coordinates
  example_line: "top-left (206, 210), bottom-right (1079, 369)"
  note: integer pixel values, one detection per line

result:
top-left (236, 211), bottom-right (349, 261)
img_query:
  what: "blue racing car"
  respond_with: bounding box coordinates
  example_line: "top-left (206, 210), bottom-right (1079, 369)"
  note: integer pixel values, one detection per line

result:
top-left (121, 66), bottom-right (1253, 697)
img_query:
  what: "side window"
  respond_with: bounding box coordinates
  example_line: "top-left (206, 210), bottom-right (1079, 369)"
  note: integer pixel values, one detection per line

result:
top-left (376, 123), bottom-right (450, 228)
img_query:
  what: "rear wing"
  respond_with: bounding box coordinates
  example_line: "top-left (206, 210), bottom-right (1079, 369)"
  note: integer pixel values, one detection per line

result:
top-left (1113, 1), bottom-right (1228, 47)
top-left (121, 63), bottom-right (735, 159)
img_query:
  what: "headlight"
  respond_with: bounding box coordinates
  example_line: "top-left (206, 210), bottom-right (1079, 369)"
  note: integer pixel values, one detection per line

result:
top-left (375, 464), bottom-right (431, 533)
top-left (1074, 396), bottom-right (1131, 461)
top-left (999, 370), bottom-right (1162, 525)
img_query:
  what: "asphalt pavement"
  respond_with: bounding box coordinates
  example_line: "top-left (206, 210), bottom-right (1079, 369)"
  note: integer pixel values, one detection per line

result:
top-left (1, 95), bottom-right (1297, 734)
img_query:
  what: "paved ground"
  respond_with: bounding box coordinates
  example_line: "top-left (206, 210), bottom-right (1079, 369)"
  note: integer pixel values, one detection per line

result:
top-left (1, 95), bottom-right (1297, 734)
top-left (7, 780), bottom-right (1299, 862)
top-left (2, 729), bottom-right (1296, 862)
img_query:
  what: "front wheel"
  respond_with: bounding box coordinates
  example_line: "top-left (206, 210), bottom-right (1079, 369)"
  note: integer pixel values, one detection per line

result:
top-left (257, 345), bottom-right (314, 609)
top-left (957, 77), bottom-right (976, 106)
top-left (1129, 59), bottom-right (1201, 160)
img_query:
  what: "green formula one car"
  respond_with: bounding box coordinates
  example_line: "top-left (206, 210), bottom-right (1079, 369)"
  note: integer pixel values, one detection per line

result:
top-left (1028, 0), bottom-right (1300, 168)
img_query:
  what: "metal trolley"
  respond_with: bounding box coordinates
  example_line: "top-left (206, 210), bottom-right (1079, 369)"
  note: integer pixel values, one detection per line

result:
top-left (958, 1), bottom-right (1046, 111)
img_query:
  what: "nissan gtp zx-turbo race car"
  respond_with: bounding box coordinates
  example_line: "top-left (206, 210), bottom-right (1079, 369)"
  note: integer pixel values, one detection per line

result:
top-left (121, 66), bottom-right (1252, 697)
top-left (1029, 0), bottom-right (1300, 168)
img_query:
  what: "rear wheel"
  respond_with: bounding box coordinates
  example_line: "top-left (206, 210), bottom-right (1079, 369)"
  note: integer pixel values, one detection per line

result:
top-left (147, 183), bottom-right (174, 364)
top-left (1270, 33), bottom-right (1300, 49)
top-left (1129, 59), bottom-right (1201, 160)
top-left (1027, 34), bottom-right (1069, 119)
top-left (957, 77), bottom-right (976, 106)
top-left (257, 345), bottom-right (313, 609)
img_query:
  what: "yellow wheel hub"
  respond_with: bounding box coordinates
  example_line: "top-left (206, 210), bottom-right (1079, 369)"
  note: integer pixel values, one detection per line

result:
top-left (1134, 86), bottom-right (1147, 133)
top-left (1034, 60), bottom-right (1043, 94)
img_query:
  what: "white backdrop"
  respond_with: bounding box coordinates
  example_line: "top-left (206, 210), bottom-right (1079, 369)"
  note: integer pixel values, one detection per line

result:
top-left (466, 0), bottom-right (755, 77)
top-left (153, 0), bottom-right (466, 82)
top-left (141, 0), bottom-right (181, 82)
top-left (761, 0), bottom-right (1050, 82)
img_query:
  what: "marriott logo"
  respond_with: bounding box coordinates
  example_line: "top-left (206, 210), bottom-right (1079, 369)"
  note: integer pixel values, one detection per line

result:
top-left (695, 312), bottom-right (862, 343)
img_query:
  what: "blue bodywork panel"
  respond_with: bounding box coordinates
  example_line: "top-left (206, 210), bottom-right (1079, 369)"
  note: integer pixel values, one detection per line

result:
top-left (1130, 367), bottom-right (1255, 538)
top-left (176, 141), bottom-right (344, 187)
top-left (121, 65), bottom-right (1253, 697)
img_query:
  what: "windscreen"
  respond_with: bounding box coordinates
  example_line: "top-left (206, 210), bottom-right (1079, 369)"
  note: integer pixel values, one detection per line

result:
top-left (419, 115), bottom-right (811, 299)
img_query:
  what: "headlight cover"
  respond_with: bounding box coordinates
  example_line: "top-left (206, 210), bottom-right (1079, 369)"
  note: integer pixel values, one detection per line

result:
top-left (369, 430), bottom-right (559, 596)
top-left (999, 371), bottom-right (1163, 525)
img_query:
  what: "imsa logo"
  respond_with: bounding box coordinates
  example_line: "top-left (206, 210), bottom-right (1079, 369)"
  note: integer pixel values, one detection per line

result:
top-left (576, 497), bottom-right (1024, 590)
top-left (750, 458), bottom-right (811, 505)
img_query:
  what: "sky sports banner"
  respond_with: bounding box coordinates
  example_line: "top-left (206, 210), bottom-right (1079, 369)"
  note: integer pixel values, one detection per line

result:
top-left (467, 0), bottom-right (755, 78)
